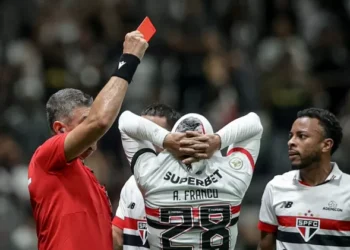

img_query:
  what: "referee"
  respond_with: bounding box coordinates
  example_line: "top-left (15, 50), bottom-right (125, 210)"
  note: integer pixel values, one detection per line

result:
top-left (27, 31), bottom-right (148, 250)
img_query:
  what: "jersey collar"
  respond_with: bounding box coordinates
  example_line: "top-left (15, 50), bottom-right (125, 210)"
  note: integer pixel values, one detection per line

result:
top-left (293, 162), bottom-right (342, 185)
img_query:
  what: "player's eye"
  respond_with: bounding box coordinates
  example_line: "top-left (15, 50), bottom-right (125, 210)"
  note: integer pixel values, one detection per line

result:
top-left (299, 134), bottom-right (307, 139)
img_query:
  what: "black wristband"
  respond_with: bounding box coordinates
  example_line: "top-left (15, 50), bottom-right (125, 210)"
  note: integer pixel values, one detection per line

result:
top-left (112, 53), bottom-right (140, 83)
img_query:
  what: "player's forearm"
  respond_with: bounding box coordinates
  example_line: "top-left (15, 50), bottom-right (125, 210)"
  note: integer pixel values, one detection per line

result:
top-left (216, 112), bottom-right (263, 149)
top-left (87, 77), bottom-right (128, 133)
top-left (112, 225), bottom-right (123, 250)
top-left (119, 111), bottom-right (169, 147)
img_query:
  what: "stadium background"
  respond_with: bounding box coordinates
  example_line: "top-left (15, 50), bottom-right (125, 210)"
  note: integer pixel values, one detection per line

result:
top-left (1, 0), bottom-right (350, 249)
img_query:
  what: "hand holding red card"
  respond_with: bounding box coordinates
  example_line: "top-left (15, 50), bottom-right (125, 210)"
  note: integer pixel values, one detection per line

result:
top-left (137, 17), bottom-right (156, 42)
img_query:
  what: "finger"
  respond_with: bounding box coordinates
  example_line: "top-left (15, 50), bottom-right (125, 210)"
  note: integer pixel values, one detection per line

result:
top-left (194, 153), bottom-right (209, 159)
top-left (179, 139), bottom-right (197, 146)
top-left (185, 131), bottom-right (209, 142)
top-left (185, 131), bottom-right (201, 137)
top-left (175, 133), bottom-right (187, 140)
top-left (182, 157), bottom-right (198, 165)
top-left (179, 147), bottom-right (196, 155)
top-left (130, 30), bottom-right (144, 37)
top-left (189, 143), bottom-right (209, 150)
top-left (180, 139), bottom-right (208, 147)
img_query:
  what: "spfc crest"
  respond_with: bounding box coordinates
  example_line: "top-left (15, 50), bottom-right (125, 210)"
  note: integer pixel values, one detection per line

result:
top-left (137, 221), bottom-right (148, 245)
top-left (296, 218), bottom-right (320, 242)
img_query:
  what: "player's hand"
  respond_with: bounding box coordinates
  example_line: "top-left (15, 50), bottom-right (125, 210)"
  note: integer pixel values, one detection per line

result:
top-left (180, 131), bottom-right (221, 165)
top-left (123, 31), bottom-right (149, 60)
top-left (163, 133), bottom-right (187, 159)
top-left (163, 132), bottom-right (210, 160)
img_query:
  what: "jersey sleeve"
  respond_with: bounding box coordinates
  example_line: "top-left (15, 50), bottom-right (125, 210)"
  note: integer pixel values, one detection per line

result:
top-left (118, 111), bottom-right (169, 165)
top-left (258, 181), bottom-right (278, 233)
top-left (223, 152), bottom-right (254, 198)
top-left (131, 149), bottom-right (159, 190)
top-left (217, 112), bottom-right (263, 165)
top-left (34, 133), bottom-right (73, 172)
top-left (112, 182), bottom-right (128, 229)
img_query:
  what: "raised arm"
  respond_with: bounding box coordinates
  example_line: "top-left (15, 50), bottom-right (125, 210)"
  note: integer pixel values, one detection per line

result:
top-left (179, 112), bottom-right (263, 165)
top-left (118, 111), bottom-right (170, 164)
top-left (64, 31), bottom-right (148, 162)
top-left (217, 112), bottom-right (263, 162)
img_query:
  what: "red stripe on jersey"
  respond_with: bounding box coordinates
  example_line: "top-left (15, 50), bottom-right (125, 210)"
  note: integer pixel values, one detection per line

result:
top-left (120, 217), bottom-right (146, 231)
top-left (299, 180), bottom-right (311, 186)
top-left (231, 205), bottom-right (241, 214)
top-left (227, 147), bottom-right (255, 170)
top-left (277, 216), bottom-right (350, 231)
top-left (145, 205), bottom-right (241, 217)
top-left (258, 221), bottom-right (278, 233)
top-left (112, 216), bottom-right (125, 229)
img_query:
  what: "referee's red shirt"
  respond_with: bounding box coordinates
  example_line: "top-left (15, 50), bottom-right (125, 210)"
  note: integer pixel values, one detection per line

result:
top-left (28, 133), bottom-right (113, 250)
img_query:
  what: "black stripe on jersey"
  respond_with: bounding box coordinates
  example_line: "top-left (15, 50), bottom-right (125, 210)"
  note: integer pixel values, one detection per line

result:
top-left (130, 148), bottom-right (156, 174)
top-left (123, 233), bottom-right (150, 248)
top-left (147, 216), bottom-right (239, 230)
top-left (277, 230), bottom-right (350, 247)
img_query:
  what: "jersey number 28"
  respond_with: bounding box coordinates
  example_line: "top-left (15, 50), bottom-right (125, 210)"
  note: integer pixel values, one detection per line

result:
top-left (160, 204), bottom-right (231, 249)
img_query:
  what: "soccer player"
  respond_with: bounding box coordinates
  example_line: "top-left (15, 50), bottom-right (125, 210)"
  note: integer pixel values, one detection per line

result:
top-left (27, 31), bottom-right (148, 250)
top-left (258, 108), bottom-right (348, 250)
top-left (118, 110), bottom-right (263, 249)
top-left (112, 103), bottom-right (181, 250)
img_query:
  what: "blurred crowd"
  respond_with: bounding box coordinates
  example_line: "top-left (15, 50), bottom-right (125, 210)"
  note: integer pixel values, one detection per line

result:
top-left (1, 0), bottom-right (350, 249)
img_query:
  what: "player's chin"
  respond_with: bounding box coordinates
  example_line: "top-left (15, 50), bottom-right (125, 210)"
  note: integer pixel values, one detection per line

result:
top-left (290, 160), bottom-right (302, 170)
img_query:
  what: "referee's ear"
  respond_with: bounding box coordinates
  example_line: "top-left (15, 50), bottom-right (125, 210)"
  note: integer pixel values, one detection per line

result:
top-left (53, 121), bottom-right (67, 135)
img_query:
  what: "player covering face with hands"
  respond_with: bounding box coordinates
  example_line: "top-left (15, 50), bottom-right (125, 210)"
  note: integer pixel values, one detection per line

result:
top-left (118, 110), bottom-right (263, 249)
top-left (28, 30), bottom-right (149, 250)
top-left (112, 104), bottom-right (224, 250)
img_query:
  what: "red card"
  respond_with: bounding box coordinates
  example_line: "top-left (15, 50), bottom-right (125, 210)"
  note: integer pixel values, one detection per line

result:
top-left (137, 17), bottom-right (156, 42)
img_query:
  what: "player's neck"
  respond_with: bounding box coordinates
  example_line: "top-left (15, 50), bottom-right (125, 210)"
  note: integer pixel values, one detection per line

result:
top-left (300, 161), bottom-right (332, 186)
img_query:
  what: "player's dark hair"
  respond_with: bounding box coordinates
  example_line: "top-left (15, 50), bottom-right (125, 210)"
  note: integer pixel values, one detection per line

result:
top-left (297, 108), bottom-right (343, 155)
top-left (46, 88), bottom-right (93, 132)
top-left (175, 117), bottom-right (202, 133)
top-left (141, 103), bottom-right (181, 129)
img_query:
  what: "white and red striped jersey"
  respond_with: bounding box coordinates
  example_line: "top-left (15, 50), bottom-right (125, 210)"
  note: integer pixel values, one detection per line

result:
top-left (113, 175), bottom-right (149, 249)
top-left (119, 112), bottom-right (263, 249)
top-left (258, 163), bottom-right (350, 250)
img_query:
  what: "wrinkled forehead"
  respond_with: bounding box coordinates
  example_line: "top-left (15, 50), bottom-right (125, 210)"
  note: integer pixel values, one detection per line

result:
top-left (175, 117), bottom-right (204, 133)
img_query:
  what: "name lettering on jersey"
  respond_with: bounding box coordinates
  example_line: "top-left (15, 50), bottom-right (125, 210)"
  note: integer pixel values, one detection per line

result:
top-left (323, 201), bottom-right (343, 212)
top-left (172, 189), bottom-right (219, 201)
top-left (164, 169), bottom-right (222, 187)
top-left (137, 221), bottom-right (148, 245)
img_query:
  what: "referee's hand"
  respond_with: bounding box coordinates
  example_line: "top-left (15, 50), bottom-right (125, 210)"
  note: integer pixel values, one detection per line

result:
top-left (123, 31), bottom-right (149, 60)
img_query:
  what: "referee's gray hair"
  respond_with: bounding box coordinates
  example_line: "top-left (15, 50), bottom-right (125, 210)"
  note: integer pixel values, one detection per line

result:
top-left (46, 88), bottom-right (93, 132)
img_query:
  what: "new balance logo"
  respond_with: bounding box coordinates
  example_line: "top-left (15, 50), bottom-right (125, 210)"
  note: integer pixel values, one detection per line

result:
top-left (280, 201), bottom-right (293, 208)
top-left (128, 202), bottom-right (135, 209)
top-left (118, 61), bottom-right (126, 69)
